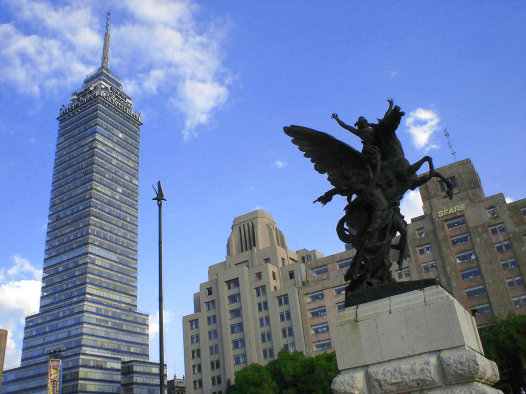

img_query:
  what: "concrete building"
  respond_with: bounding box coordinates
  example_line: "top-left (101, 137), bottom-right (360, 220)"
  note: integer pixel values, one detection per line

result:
top-left (182, 210), bottom-right (354, 393)
top-left (183, 159), bottom-right (525, 392)
top-left (2, 16), bottom-right (162, 393)
top-left (403, 158), bottom-right (526, 325)
top-left (0, 329), bottom-right (7, 391)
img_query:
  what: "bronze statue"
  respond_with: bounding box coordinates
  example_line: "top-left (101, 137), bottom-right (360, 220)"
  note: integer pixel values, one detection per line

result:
top-left (284, 99), bottom-right (453, 291)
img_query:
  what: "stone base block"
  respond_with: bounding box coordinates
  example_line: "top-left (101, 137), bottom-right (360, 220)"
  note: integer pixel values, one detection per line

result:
top-left (332, 285), bottom-right (501, 393)
top-left (331, 348), bottom-right (501, 393)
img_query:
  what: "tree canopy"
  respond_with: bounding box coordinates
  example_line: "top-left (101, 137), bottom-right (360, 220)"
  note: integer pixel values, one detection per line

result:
top-left (479, 313), bottom-right (526, 393)
top-left (228, 349), bottom-right (338, 394)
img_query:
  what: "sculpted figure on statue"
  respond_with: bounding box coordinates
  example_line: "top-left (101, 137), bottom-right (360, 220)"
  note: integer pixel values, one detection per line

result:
top-left (284, 99), bottom-right (453, 291)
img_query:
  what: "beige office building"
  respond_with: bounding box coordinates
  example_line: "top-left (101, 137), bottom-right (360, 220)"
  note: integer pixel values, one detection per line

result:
top-left (402, 158), bottom-right (526, 325)
top-left (183, 159), bottom-right (526, 393)
top-left (182, 210), bottom-right (355, 393)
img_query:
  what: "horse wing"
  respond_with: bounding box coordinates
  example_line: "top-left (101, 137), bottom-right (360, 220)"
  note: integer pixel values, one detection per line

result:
top-left (284, 125), bottom-right (370, 190)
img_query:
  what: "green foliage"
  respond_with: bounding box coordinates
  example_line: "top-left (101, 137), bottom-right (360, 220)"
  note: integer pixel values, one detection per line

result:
top-left (479, 313), bottom-right (526, 392)
top-left (228, 363), bottom-right (278, 394)
top-left (230, 349), bottom-right (338, 394)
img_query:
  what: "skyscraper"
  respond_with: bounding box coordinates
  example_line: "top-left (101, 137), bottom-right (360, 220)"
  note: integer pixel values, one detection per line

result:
top-left (2, 15), bottom-right (162, 393)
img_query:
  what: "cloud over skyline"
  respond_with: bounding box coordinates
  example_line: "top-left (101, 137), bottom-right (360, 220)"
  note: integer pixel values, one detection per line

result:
top-left (0, 0), bottom-right (231, 138)
top-left (405, 107), bottom-right (441, 151)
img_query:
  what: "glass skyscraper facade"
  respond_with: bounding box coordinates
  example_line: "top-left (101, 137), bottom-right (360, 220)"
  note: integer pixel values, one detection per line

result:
top-left (2, 16), bottom-right (163, 393)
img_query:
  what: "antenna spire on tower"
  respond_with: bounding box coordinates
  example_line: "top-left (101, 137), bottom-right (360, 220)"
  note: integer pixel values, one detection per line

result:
top-left (102, 13), bottom-right (111, 69)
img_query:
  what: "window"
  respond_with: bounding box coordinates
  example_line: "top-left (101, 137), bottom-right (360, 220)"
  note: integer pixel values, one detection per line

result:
top-left (451, 233), bottom-right (470, 246)
top-left (312, 323), bottom-right (329, 335)
top-left (312, 265), bottom-right (328, 276)
top-left (521, 207), bottom-right (526, 217)
top-left (282, 258), bottom-right (286, 266)
top-left (208, 330), bottom-right (217, 340)
top-left (416, 228), bottom-right (426, 238)
top-left (338, 259), bottom-right (352, 270)
top-left (307, 291), bottom-right (324, 302)
top-left (206, 287), bottom-right (213, 296)
top-left (230, 308), bottom-right (242, 319)
top-left (288, 326), bottom-right (294, 337)
top-left (487, 207), bottom-right (498, 218)
top-left (460, 267), bottom-right (481, 281)
top-left (228, 293), bottom-right (241, 304)
top-left (206, 300), bottom-right (215, 311)
top-left (257, 301), bottom-right (268, 311)
top-left (403, 268), bottom-right (411, 278)
top-left (418, 244), bottom-right (432, 255)
top-left (456, 250), bottom-right (476, 263)
top-left (289, 270), bottom-right (295, 279)
top-left (396, 270), bottom-right (403, 279)
top-left (507, 276), bottom-right (524, 288)
top-left (489, 224), bottom-right (506, 235)
top-left (280, 310), bottom-right (291, 322)
top-left (255, 286), bottom-right (266, 297)
top-left (422, 261), bottom-right (437, 273)
top-left (309, 306), bottom-right (327, 318)
top-left (211, 376), bottom-right (216, 386)
top-left (226, 279), bottom-right (239, 290)
top-left (313, 339), bottom-right (332, 351)
top-left (191, 335), bottom-right (195, 345)
top-left (214, 344), bottom-right (219, 354)
top-left (233, 353), bottom-right (247, 365)
top-left (216, 375), bottom-right (222, 385)
top-left (263, 349), bottom-right (268, 359)
top-left (495, 241), bottom-right (512, 253)
top-left (446, 216), bottom-right (465, 229)
top-left (470, 304), bottom-right (491, 316)
top-left (277, 294), bottom-right (289, 306)
top-left (232, 338), bottom-right (245, 349)
top-left (207, 315), bottom-right (217, 325)
top-left (288, 344), bottom-right (295, 352)
top-left (282, 327), bottom-right (293, 338)
top-left (189, 319), bottom-right (199, 330)
top-left (230, 322), bottom-right (243, 333)
top-left (337, 302), bottom-right (345, 311)
top-left (466, 285), bottom-right (487, 298)
top-left (272, 271), bottom-right (277, 280)
top-left (513, 297), bottom-right (521, 308)
top-left (264, 258), bottom-right (270, 264)
top-left (334, 285), bottom-right (346, 295)
top-left (255, 272), bottom-right (262, 281)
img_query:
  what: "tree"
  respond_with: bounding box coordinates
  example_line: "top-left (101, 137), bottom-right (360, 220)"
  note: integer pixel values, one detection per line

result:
top-left (479, 313), bottom-right (526, 393)
top-left (227, 363), bottom-right (278, 394)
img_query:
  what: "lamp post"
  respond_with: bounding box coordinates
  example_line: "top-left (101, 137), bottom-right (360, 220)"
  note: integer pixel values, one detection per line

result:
top-left (153, 181), bottom-right (166, 393)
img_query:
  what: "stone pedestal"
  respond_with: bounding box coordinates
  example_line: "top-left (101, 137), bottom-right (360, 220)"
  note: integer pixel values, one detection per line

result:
top-left (331, 285), bottom-right (501, 393)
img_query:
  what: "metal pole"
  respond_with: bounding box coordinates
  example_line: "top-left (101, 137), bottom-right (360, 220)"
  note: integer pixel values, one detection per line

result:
top-left (153, 182), bottom-right (166, 393)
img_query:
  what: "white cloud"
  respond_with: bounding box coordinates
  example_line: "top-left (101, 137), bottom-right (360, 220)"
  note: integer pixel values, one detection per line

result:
top-left (149, 309), bottom-right (174, 338)
top-left (7, 255), bottom-right (42, 281)
top-left (1, 0), bottom-right (231, 137)
top-left (400, 189), bottom-right (423, 221)
top-left (273, 160), bottom-right (287, 169)
top-left (405, 108), bottom-right (441, 151)
top-left (0, 255), bottom-right (43, 368)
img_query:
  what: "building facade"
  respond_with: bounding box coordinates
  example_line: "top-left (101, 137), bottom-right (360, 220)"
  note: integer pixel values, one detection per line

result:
top-left (403, 158), bottom-right (526, 325)
top-left (182, 210), bottom-right (353, 393)
top-left (2, 16), bottom-right (162, 393)
top-left (183, 160), bottom-right (526, 393)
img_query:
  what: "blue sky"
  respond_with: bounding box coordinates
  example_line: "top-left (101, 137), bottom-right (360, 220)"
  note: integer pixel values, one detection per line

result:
top-left (1, 0), bottom-right (525, 379)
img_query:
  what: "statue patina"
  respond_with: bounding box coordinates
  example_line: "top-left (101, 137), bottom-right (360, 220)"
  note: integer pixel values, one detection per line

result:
top-left (284, 99), bottom-right (453, 296)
